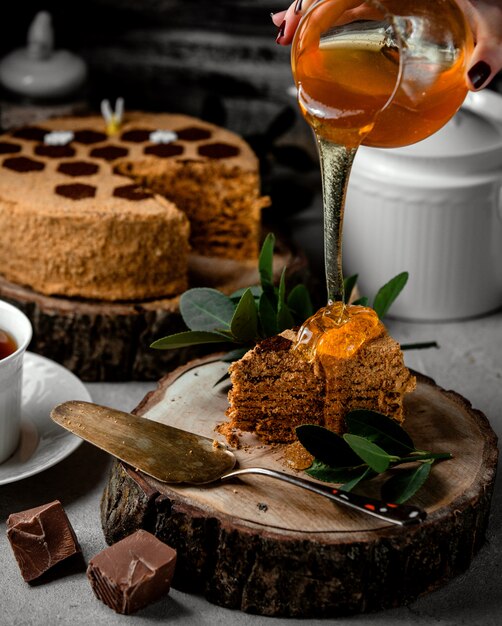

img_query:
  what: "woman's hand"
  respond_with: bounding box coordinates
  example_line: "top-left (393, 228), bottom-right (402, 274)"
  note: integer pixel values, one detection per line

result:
top-left (271, 0), bottom-right (502, 90)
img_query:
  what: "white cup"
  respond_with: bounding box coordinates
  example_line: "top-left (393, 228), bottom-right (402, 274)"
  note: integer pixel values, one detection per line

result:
top-left (0, 300), bottom-right (32, 463)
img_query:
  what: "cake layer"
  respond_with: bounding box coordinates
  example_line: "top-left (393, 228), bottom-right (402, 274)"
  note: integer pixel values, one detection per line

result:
top-left (226, 327), bottom-right (416, 444)
top-left (0, 112), bottom-right (267, 300)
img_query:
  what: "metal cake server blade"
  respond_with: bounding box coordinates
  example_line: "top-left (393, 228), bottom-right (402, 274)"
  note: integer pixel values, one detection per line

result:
top-left (50, 400), bottom-right (236, 484)
top-left (51, 400), bottom-right (427, 527)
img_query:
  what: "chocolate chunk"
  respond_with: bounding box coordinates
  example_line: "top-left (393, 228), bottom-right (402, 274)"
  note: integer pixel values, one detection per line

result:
top-left (3, 156), bottom-right (45, 173)
top-left (144, 144), bottom-right (184, 158)
top-left (55, 183), bottom-right (96, 200)
top-left (11, 126), bottom-right (47, 142)
top-left (7, 500), bottom-right (82, 583)
top-left (58, 161), bottom-right (99, 177)
top-left (87, 530), bottom-right (177, 615)
top-left (90, 146), bottom-right (129, 161)
top-left (35, 144), bottom-right (76, 158)
top-left (121, 129), bottom-right (152, 143)
top-left (113, 184), bottom-right (152, 201)
top-left (176, 126), bottom-right (212, 141)
top-left (73, 129), bottom-right (107, 145)
top-left (198, 142), bottom-right (240, 159)
top-left (0, 141), bottom-right (22, 154)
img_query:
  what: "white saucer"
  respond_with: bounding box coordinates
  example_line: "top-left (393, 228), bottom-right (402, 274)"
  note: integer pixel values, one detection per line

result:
top-left (0, 352), bottom-right (91, 485)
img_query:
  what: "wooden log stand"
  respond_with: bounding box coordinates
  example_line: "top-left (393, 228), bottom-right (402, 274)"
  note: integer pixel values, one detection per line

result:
top-left (101, 357), bottom-right (498, 617)
top-left (0, 243), bottom-right (306, 381)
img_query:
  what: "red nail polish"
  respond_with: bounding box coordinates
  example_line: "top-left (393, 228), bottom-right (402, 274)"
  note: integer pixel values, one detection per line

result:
top-left (468, 60), bottom-right (491, 89)
top-left (276, 20), bottom-right (286, 43)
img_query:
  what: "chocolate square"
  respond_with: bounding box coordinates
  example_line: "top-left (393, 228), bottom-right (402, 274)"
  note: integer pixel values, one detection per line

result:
top-left (87, 530), bottom-right (177, 615)
top-left (7, 500), bottom-right (82, 583)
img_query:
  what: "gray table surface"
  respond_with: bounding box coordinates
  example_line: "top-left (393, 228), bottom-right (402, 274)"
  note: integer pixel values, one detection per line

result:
top-left (1, 310), bottom-right (501, 626)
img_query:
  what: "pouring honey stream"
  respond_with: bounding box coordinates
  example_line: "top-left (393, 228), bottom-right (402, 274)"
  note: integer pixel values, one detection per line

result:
top-left (290, 0), bottom-right (472, 361)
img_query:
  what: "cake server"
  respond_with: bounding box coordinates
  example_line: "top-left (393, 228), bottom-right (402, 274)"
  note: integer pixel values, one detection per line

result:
top-left (51, 400), bottom-right (427, 526)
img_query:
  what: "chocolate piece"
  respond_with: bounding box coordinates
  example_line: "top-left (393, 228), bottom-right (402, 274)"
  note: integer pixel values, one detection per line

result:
top-left (0, 141), bottom-right (22, 154)
top-left (198, 142), bottom-right (240, 159)
top-left (73, 129), bottom-right (107, 145)
top-left (57, 161), bottom-right (100, 177)
top-left (55, 183), bottom-right (97, 200)
top-left (6, 500), bottom-right (82, 583)
top-left (35, 144), bottom-right (76, 159)
top-left (87, 530), bottom-right (176, 615)
top-left (144, 144), bottom-right (184, 158)
top-left (121, 129), bottom-right (152, 143)
top-left (176, 126), bottom-right (212, 141)
top-left (89, 146), bottom-right (129, 161)
top-left (11, 126), bottom-right (47, 142)
top-left (3, 156), bottom-right (45, 173)
top-left (113, 184), bottom-right (152, 201)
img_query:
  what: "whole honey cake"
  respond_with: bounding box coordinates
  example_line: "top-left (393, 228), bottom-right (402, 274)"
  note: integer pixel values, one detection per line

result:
top-left (225, 308), bottom-right (416, 445)
top-left (0, 112), bottom-right (269, 301)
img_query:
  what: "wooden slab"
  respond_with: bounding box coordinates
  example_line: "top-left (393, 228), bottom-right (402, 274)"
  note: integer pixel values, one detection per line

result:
top-left (0, 241), bottom-right (306, 381)
top-left (101, 357), bottom-right (498, 617)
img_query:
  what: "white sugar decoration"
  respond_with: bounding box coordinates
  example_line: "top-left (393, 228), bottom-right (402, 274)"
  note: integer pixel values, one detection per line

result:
top-left (149, 130), bottom-right (178, 144)
top-left (101, 97), bottom-right (125, 136)
top-left (44, 130), bottom-right (74, 146)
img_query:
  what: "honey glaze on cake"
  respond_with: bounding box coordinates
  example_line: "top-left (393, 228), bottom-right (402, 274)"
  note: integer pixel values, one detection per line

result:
top-left (225, 304), bottom-right (416, 446)
top-left (0, 113), bottom-right (269, 301)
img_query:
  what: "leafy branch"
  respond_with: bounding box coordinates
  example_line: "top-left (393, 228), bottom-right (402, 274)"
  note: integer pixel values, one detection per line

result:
top-left (296, 410), bottom-right (452, 503)
top-left (151, 233), bottom-right (425, 358)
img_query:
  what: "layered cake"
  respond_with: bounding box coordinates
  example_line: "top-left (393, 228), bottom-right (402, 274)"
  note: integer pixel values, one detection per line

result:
top-left (225, 305), bottom-right (416, 444)
top-left (0, 112), bottom-right (268, 301)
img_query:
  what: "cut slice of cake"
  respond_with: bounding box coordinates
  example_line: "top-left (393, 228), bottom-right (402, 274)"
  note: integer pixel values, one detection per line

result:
top-left (225, 306), bottom-right (416, 445)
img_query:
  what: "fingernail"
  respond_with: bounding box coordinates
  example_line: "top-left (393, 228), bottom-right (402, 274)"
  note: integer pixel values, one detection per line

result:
top-left (276, 20), bottom-right (286, 43)
top-left (294, 0), bottom-right (304, 13)
top-left (468, 60), bottom-right (491, 89)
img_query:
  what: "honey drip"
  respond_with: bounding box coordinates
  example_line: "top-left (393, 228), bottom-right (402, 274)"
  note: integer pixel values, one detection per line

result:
top-left (294, 302), bottom-right (384, 362)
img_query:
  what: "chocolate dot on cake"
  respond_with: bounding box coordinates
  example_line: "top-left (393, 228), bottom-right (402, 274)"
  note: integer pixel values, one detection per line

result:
top-left (0, 142), bottom-right (22, 154)
top-left (90, 146), bottom-right (129, 161)
top-left (35, 144), bottom-right (76, 159)
top-left (121, 129), bottom-right (153, 143)
top-left (176, 126), bottom-right (212, 141)
top-left (57, 161), bottom-right (100, 177)
top-left (3, 156), bottom-right (45, 172)
top-left (198, 142), bottom-right (240, 159)
top-left (144, 144), bottom-right (184, 158)
top-left (11, 126), bottom-right (47, 142)
top-left (113, 183), bottom-right (153, 201)
top-left (55, 183), bottom-right (97, 200)
top-left (73, 129), bottom-right (108, 145)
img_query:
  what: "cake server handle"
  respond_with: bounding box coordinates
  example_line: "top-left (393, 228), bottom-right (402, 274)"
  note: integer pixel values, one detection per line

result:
top-left (221, 467), bottom-right (426, 526)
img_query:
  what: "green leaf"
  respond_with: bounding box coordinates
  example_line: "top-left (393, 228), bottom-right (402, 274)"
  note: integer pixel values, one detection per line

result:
top-left (306, 460), bottom-right (366, 484)
top-left (150, 330), bottom-right (232, 350)
top-left (372, 272), bottom-right (409, 319)
top-left (343, 434), bottom-right (392, 473)
top-left (180, 288), bottom-right (235, 331)
top-left (341, 466), bottom-right (375, 492)
top-left (230, 286), bottom-right (262, 301)
top-left (259, 292), bottom-right (278, 338)
top-left (296, 425), bottom-right (361, 468)
top-left (277, 268), bottom-right (294, 332)
top-left (343, 274), bottom-right (358, 304)
top-left (287, 284), bottom-right (314, 323)
top-left (352, 296), bottom-right (369, 307)
top-left (230, 289), bottom-right (258, 342)
top-left (401, 341), bottom-right (439, 351)
top-left (345, 410), bottom-right (414, 457)
top-left (259, 233), bottom-right (276, 294)
top-left (381, 461), bottom-right (432, 503)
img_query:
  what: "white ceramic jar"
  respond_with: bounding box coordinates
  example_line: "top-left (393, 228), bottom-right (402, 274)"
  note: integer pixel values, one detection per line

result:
top-left (343, 90), bottom-right (502, 321)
